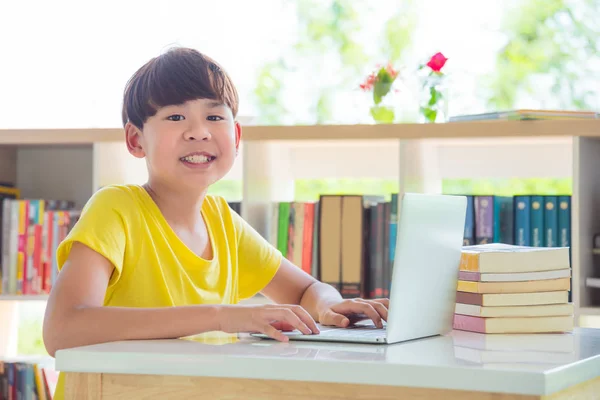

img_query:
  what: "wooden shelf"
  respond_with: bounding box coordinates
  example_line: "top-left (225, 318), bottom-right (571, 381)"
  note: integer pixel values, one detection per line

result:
top-left (1, 119), bottom-right (600, 145)
top-left (0, 128), bottom-right (123, 144)
top-left (0, 295), bottom-right (49, 301)
top-left (243, 119), bottom-right (600, 141)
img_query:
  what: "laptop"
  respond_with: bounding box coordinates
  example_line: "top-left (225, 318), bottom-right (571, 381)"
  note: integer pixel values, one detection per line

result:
top-left (252, 192), bottom-right (467, 344)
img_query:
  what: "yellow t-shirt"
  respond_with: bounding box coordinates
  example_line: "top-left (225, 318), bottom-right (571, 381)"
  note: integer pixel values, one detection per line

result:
top-left (52, 184), bottom-right (282, 399)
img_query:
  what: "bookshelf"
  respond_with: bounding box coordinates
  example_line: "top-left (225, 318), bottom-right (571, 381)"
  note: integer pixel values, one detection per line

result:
top-left (1, 119), bottom-right (600, 143)
top-left (1, 119), bottom-right (600, 359)
top-left (573, 136), bottom-right (600, 316)
top-left (0, 295), bottom-right (49, 301)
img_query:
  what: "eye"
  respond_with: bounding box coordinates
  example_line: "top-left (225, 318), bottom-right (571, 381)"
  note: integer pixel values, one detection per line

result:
top-left (207, 115), bottom-right (224, 121)
top-left (167, 114), bottom-right (185, 121)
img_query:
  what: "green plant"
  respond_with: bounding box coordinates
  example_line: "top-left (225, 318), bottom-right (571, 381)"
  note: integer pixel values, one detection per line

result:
top-left (418, 52), bottom-right (448, 123)
top-left (359, 63), bottom-right (400, 123)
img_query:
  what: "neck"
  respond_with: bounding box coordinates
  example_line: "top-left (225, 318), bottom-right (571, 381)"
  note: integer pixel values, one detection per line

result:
top-left (142, 179), bottom-right (206, 230)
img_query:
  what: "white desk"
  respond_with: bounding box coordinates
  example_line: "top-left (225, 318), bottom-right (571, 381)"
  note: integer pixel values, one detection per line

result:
top-left (55, 327), bottom-right (600, 399)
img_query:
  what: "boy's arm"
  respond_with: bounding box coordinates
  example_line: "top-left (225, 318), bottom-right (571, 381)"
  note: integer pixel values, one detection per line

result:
top-left (261, 257), bottom-right (388, 328)
top-left (43, 242), bottom-right (222, 356)
top-left (43, 242), bottom-right (317, 356)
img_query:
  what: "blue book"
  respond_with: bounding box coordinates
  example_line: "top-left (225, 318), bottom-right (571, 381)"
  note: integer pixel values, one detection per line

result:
top-left (514, 196), bottom-right (531, 246)
top-left (544, 196), bottom-right (558, 247)
top-left (558, 196), bottom-right (571, 248)
top-left (493, 196), bottom-right (514, 244)
top-left (530, 195), bottom-right (544, 247)
top-left (389, 193), bottom-right (398, 265)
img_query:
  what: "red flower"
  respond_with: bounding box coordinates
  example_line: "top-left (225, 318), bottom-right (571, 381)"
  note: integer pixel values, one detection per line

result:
top-left (359, 62), bottom-right (399, 91)
top-left (359, 72), bottom-right (377, 91)
top-left (426, 52), bottom-right (448, 72)
top-left (385, 62), bottom-right (399, 79)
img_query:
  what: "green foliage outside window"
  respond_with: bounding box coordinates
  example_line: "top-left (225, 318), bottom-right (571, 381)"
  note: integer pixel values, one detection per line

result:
top-left (442, 178), bottom-right (572, 196)
top-left (203, 177), bottom-right (572, 203)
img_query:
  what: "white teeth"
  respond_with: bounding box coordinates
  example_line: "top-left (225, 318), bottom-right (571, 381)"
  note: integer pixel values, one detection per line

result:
top-left (181, 155), bottom-right (212, 163)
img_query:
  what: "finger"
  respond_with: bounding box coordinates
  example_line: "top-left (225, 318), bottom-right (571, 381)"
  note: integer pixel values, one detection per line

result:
top-left (370, 298), bottom-right (390, 308)
top-left (271, 321), bottom-right (297, 331)
top-left (366, 300), bottom-right (388, 321)
top-left (289, 305), bottom-right (320, 334)
top-left (262, 324), bottom-right (289, 342)
top-left (270, 308), bottom-right (312, 335)
top-left (321, 309), bottom-right (350, 328)
top-left (350, 301), bottom-right (383, 328)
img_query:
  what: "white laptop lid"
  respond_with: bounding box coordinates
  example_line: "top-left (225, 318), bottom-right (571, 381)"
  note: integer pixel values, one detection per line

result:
top-left (385, 193), bottom-right (467, 343)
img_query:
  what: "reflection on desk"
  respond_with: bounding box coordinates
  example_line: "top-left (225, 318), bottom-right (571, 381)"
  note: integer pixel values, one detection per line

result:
top-left (55, 327), bottom-right (600, 397)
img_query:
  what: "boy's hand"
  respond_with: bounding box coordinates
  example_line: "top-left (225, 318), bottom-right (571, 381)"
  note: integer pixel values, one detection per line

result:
top-left (217, 304), bottom-right (320, 342)
top-left (317, 298), bottom-right (389, 329)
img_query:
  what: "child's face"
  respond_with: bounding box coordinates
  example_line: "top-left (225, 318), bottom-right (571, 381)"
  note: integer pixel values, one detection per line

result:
top-left (126, 98), bottom-right (241, 193)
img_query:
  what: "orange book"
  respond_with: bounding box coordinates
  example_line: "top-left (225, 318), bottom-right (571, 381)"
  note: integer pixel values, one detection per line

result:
top-left (460, 243), bottom-right (570, 273)
top-left (17, 200), bottom-right (29, 294)
top-left (457, 277), bottom-right (571, 294)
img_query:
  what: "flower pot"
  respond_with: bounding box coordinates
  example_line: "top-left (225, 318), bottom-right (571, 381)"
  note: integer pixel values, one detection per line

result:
top-left (369, 82), bottom-right (400, 124)
top-left (418, 73), bottom-right (448, 124)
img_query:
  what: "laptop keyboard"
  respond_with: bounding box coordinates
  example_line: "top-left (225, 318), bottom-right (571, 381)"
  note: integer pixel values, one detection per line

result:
top-left (317, 324), bottom-right (387, 338)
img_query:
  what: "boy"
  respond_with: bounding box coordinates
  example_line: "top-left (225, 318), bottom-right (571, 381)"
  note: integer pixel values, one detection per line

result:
top-left (43, 47), bottom-right (388, 398)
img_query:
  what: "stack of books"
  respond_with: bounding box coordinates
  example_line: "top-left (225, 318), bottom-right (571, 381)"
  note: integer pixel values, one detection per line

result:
top-left (452, 243), bottom-right (574, 334)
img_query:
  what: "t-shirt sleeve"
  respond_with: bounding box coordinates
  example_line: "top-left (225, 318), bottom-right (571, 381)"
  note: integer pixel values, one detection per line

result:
top-left (56, 186), bottom-right (134, 287)
top-left (227, 202), bottom-right (283, 301)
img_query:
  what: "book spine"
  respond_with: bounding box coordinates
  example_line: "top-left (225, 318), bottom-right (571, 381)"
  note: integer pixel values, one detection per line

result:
top-left (495, 196), bottom-right (514, 244)
top-left (463, 195), bottom-right (474, 245)
top-left (369, 204), bottom-right (378, 298)
top-left (8, 201), bottom-right (19, 295)
top-left (389, 193), bottom-right (398, 275)
top-left (545, 196), bottom-right (558, 247)
top-left (375, 203), bottom-right (385, 298)
top-left (276, 202), bottom-right (290, 255)
top-left (17, 200), bottom-right (29, 295)
top-left (557, 196), bottom-right (571, 248)
top-left (361, 205), bottom-right (371, 298)
top-left (475, 196), bottom-right (493, 244)
top-left (311, 202), bottom-right (320, 279)
top-left (514, 196), bottom-right (531, 246)
top-left (287, 203), bottom-right (295, 260)
top-left (7, 362), bottom-right (14, 400)
top-left (301, 203), bottom-right (315, 276)
top-left (458, 271), bottom-right (481, 281)
top-left (453, 314), bottom-right (485, 333)
top-left (383, 202), bottom-right (391, 297)
top-left (530, 195), bottom-right (544, 247)
top-left (1, 199), bottom-right (12, 294)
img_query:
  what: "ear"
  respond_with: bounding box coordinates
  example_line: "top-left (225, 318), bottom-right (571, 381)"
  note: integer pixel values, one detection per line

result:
top-left (234, 121), bottom-right (242, 154)
top-left (125, 122), bottom-right (146, 159)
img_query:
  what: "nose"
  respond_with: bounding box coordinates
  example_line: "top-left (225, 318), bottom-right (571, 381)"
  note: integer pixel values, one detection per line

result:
top-left (184, 123), bottom-right (211, 141)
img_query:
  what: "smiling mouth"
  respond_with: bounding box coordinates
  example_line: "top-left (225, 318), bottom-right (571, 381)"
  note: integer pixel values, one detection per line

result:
top-left (180, 154), bottom-right (217, 164)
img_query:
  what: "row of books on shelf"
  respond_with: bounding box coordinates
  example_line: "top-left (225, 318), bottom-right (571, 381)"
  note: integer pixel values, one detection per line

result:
top-left (266, 193), bottom-right (572, 300)
top-left (463, 194), bottom-right (571, 248)
top-left (268, 194), bottom-right (398, 299)
top-left (0, 358), bottom-right (57, 400)
top-left (0, 185), bottom-right (80, 296)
